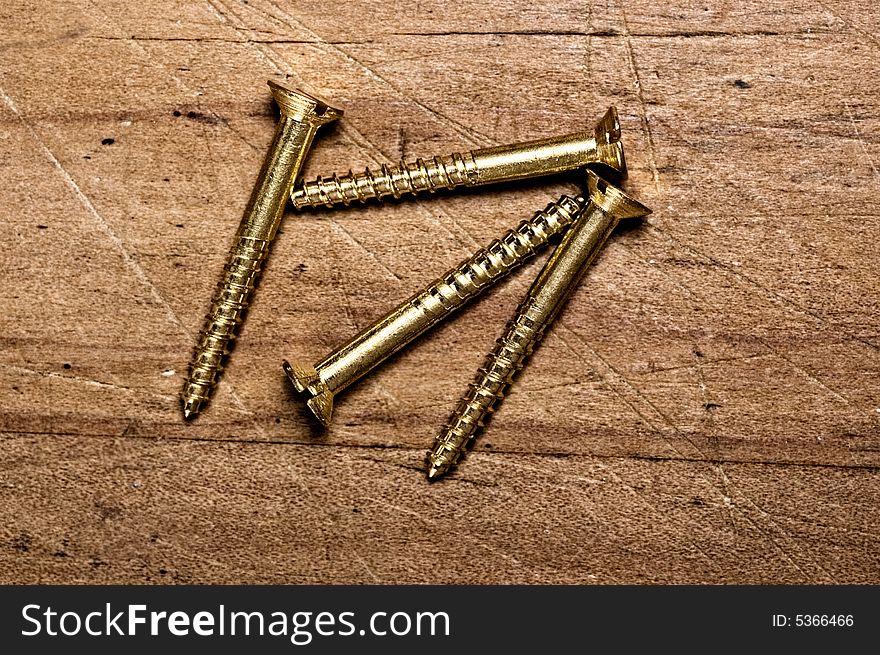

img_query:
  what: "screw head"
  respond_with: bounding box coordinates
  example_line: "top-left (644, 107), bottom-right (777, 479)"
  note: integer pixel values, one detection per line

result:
top-left (267, 80), bottom-right (344, 124)
top-left (585, 170), bottom-right (652, 220)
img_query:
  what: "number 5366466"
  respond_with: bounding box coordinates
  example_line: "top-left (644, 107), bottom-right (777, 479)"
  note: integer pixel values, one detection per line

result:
top-left (795, 615), bottom-right (854, 627)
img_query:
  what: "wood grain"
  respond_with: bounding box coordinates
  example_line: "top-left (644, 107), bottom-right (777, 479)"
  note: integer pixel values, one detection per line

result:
top-left (1, 0), bottom-right (878, 583)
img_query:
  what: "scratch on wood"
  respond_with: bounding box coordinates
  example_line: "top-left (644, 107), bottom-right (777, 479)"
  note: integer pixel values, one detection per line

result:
top-left (594, 460), bottom-right (724, 574)
top-left (252, 0), bottom-right (495, 146)
top-left (89, 35), bottom-right (371, 45)
top-left (0, 362), bottom-right (176, 401)
top-left (85, 0), bottom-right (259, 152)
top-left (842, 98), bottom-right (879, 178)
top-left (617, 2), bottom-right (661, 190)
top-left (550, 320), bottom-right (770, 526)
top-left (643, 222), bottom-right (880, 354)
top-left (328, 221), bottom-right (402, 282)
top-left (353, 554), bottom-right (382, 583)
top-left (646, 353), bottom-right (773, 375)
top-left (553, 326), bottom-right (707, 460)
top-left (765, 344), bottom-right (852, 404)
top-left (358, 492), bottom-right (534, 575)
top-left (386, 29), bottom-right (820, 39)
top-left (335, 122), bottom-right (399, 169)
top-left (0, 82), bottom-right (184, 330)
top-left (637, 223), bottom-right (880, 422)
top-left (727, 481), bottom-right (837, 583)
top-left (815, 0), bottom-right (880, 52)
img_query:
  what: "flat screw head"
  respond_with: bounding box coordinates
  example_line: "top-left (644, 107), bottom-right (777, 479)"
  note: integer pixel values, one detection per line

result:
top-left (268, 81), bottom-right (344, 125)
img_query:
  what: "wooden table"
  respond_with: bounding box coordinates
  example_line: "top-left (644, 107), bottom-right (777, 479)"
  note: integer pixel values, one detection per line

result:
top-left (1, 0), bottom-right (878, 583)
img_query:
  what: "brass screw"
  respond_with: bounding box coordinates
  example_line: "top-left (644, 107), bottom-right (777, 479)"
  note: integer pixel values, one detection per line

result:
top-left (283, 191), bottom-right (606, 427)
top-left (181, 81), bottom-right (343, 419)
top-left (426, 171), bottom-right (651, 479)
top-left (289, 107), bottom-right (624, 208)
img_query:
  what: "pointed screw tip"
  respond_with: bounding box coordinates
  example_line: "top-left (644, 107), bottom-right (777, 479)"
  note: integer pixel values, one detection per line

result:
top-left (182, 403), bottom-right (199, 420)
top-left (426, 464), bottom-right (446, 481)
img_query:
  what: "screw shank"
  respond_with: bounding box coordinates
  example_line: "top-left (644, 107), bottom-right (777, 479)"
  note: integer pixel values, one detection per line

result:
top-left (523, 170), bottom-right (651, 329)
top-left (237, 117), bottom-right (323, 241)
top-left (470, 131), bottom-right (599, 185)
top-left (527, 203), bottom-right (618, 323)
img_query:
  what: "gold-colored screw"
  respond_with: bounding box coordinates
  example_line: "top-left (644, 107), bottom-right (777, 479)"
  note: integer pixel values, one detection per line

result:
top-left (426, 171), bottom-right (651, 479)
top-left (283, 190), bottom-right (607, 427)
top-left (181, 81), bottom-right (343, 419)
top-left (289, 107), bottom-right (624, 208)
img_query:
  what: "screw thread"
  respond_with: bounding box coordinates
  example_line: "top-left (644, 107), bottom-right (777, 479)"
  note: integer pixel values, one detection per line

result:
top-left (180, 237), bottom-right (268, 415)
top-left (290, 151), bottom-right (479, 208)
top-left (410, 196), bottom-right (585, 323)
top-left (427, 298), bottom-right (548, 476)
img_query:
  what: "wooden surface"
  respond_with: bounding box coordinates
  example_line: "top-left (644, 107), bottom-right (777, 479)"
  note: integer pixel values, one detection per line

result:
top-left (1, 0), bottom-right (879, 584)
